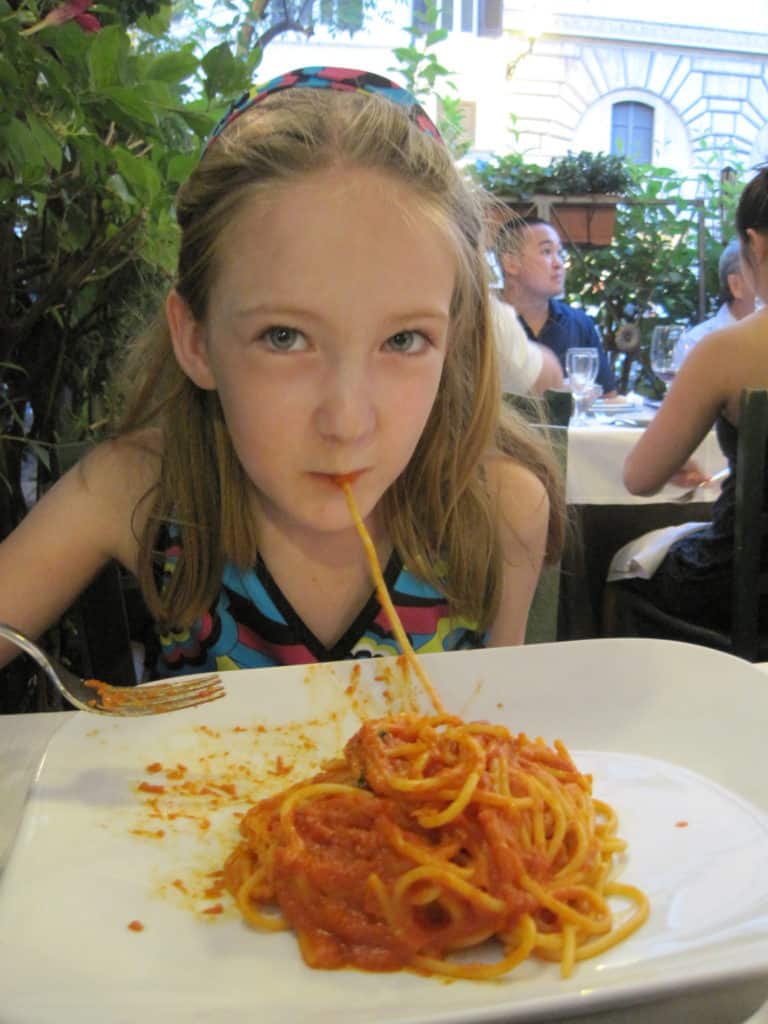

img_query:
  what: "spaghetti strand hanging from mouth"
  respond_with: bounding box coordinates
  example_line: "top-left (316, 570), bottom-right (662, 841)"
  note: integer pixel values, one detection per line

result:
top-left (333, 475), bottom-right (446, 715)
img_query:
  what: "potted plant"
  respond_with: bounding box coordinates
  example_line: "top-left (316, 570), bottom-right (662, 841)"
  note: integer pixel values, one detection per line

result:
top-left (473, 151), bottom-right (633, 247)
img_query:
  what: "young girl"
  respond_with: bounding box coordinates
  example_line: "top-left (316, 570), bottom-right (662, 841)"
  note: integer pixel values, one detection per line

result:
top-left (0, 67), bottom-right (565, 678)
top-left (609, 165), bottom-right (768, 631)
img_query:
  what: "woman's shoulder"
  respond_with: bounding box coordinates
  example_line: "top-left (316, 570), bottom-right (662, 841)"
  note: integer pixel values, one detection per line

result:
top-left (689, 309), bottom-right (768, 387)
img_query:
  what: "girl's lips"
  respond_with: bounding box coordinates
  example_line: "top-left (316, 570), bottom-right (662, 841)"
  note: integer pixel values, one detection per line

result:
top-left (311, 470), bottom-right (366, 486)
top-left (330, 470), bottom-right (364, 486)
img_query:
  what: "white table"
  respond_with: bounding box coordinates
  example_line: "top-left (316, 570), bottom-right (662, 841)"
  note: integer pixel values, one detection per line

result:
top-left (560, 413), bottom-right (728, 638)
top-left (1, 687), bottom-right (767, 1024)
top-left (567, 421), bottom-right (727, 506)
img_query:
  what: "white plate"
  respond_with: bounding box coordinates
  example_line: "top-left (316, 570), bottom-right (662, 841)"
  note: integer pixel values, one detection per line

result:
top-left (592, 395), bottom-right (646, 413)
top-left (1, 639), bottom-right (768, 1024)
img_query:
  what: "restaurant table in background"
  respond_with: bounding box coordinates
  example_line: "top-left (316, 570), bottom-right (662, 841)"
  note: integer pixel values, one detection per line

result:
top-left (560, 412), bottom-right (728, 639)
top-left (566, 421), bottom-right (727, 506)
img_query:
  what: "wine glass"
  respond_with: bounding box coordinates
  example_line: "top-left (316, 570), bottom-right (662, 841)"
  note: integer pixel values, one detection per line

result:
top-left (650, 324), bottom-right (687, 393)
top-left (565, 347), bottom-right (599, 425)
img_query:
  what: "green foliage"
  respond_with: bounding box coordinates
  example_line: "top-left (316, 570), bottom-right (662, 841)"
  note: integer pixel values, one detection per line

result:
top-left (178, 0), bottom-right (378, 61)
top-left (547, 151), bottom-right (634, 196)
top-left (471, 150), bottom-right (634, 198)
top-left (389, 3), bottom-right (469, 159)
top-left (562, 161), bottom-right (744, 393)
top-left (0, 1), bottom-right (258, 533)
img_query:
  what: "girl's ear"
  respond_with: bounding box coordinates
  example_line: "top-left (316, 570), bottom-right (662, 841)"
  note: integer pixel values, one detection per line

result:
top-left (166, 289), bottom-right (216, 391)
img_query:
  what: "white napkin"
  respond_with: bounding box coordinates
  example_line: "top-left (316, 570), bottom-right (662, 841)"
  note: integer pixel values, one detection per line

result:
top-left (606, 521), bottom-right (708, 581)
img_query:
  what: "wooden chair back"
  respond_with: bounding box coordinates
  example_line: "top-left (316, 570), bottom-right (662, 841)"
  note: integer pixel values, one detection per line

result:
top-left (731, 388), bottom-right (768, 659)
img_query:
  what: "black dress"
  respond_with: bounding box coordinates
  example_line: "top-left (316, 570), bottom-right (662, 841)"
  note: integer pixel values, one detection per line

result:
top-left (615, 414), bottom-right (767, 630)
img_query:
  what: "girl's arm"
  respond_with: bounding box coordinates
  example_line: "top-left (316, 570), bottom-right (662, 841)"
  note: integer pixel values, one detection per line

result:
top-left (0, 439), bottom-right (154, 669)
top-left (485, 456), bottom-right (550, 647)
top-left (623, 332), bottom-right (734, 496)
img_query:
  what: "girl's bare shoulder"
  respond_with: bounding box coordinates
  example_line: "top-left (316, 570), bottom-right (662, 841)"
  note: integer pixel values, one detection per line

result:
top-left (484, 450), bottom-right (547, 497)
top-left (482, 452), bottom-right (549, 538)
top-left (75, 429), bottom-right (160, 495)
top-left (61, 431), bottom-right (162, 555)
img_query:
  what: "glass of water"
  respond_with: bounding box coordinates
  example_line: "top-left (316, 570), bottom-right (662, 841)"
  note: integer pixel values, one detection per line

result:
top-left (565, 347), bottom-right (599, 425)
top-left (650, 324), bottom-right (687, 392)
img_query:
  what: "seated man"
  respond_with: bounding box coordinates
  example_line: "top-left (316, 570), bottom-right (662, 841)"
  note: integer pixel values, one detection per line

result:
top-left (673, 237), bottom-right (756, 363)
top-left (496, 216), bottom-right (617, 395)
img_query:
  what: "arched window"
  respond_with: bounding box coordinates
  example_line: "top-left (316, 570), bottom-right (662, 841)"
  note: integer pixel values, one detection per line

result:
top-left (611, 101), bottom-right (654, 164)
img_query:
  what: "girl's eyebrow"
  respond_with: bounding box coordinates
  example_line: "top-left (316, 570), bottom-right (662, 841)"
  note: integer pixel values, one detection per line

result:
top-left (231, 302), bottom-right (311, 319)
top-left (231, 303), bottom-right (451, 325)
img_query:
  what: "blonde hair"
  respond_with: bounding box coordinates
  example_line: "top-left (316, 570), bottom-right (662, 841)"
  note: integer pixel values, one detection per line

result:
top-left (116, 87), bottom-right (565, 630)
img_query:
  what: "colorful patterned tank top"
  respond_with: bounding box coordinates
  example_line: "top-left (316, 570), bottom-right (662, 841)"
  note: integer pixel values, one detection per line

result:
top-left (156, 532), bottom-right (485, 676)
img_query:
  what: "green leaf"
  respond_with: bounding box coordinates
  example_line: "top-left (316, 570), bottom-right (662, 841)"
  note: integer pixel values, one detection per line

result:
top-left (106, 173), bottom-right (134, 205)
top-left (0, 50), bottom-right (19, 91)
top-left (136, 3), bottom-right (173, 36)
top-left (166, 152), bottom-right (198, 185)
top-left (175, 106), bottom-right (215, 138)
top-left (392, 46), bottom-right (421, 62)
top-left (201, 43), bottom-right (243, 98)
top-left (113, 147), bottom-right (162, 203)
top-left (245, 45), bottom-right (263, 77)
top-left (27, 442), bottom-right (50, 473)
top-left (99, 87), bottom-right (158, 126)
top-left (87, 26), bottom-right (129, 90)
top-left (145, 49), bottom-right (199, 85)
top-left (26, 114), bottom-right (63, 173)
top-left (0, 119), bottom-right (45, 179)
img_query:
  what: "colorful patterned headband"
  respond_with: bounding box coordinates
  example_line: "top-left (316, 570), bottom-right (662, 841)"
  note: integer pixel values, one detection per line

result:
top-left (203, 65), bottom-right (443, 156)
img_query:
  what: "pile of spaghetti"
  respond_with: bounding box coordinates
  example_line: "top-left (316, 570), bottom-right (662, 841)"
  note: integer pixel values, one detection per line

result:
top-left (223, 712), bottom-right (649, 979)
top-left (222, 481), bottom-right (648, 978)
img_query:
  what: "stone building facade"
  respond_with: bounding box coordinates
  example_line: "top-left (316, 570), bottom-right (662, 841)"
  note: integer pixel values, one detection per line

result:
top-left (255, 2), bottom-right (768, 180)
top-left (501, 6), bottom-right (768, 179)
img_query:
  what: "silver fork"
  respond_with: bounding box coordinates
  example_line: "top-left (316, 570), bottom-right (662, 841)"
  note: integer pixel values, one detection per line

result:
top-left (675, 467), bottom-right (729, 503)
top-left (0, 622), bottom-right (225, 716)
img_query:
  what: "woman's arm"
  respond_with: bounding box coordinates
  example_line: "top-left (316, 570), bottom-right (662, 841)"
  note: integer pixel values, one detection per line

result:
top-left (0, 439), bottom-right (154, 668)
top-left (485, 455), bottom-right (550, 647)
top-left (623, 331), bottom-right (734, 496)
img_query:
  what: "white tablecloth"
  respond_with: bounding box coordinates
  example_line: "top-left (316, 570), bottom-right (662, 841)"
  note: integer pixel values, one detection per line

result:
top-left (566, 423), bottom-right (728, 505)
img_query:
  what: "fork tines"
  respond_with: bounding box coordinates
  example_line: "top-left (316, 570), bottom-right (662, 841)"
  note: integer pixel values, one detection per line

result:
top-left (87, 673), bottom-right (226, 715)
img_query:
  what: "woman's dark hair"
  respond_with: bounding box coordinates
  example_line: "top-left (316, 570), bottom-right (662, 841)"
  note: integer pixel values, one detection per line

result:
top-left (736, 164), bottom-right (768, 240)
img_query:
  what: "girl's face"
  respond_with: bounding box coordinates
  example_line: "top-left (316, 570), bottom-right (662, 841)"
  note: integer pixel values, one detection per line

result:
top-left (170, 165), bottom-right (455, 542)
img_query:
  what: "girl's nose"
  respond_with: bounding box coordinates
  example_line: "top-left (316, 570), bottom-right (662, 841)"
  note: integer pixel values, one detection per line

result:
top-left (314, 358), bottom-right (376, 444)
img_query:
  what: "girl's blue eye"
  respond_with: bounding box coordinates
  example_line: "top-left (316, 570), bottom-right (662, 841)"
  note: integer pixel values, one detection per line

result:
top-left (386, 330), bottom-right (427, 354)
top-left (262, 326), bottom-right (305, 351)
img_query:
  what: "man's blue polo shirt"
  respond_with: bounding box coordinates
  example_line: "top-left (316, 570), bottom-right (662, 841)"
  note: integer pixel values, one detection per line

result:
top-left (519, 299), bottom-right (616, 393)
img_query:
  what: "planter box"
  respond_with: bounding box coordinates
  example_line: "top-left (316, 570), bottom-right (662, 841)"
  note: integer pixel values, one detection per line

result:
top-left (493, 194), bottom-right (621, 248)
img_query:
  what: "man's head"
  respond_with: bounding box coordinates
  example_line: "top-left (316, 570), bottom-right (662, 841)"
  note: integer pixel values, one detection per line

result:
top-left (719, 237), bottom-right (756, 319)
top-left (496, 217), bottom-right (566, 304)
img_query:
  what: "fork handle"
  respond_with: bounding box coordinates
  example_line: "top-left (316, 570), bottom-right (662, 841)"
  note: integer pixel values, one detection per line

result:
top-left (0, 622), bottom-right (71, 706)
